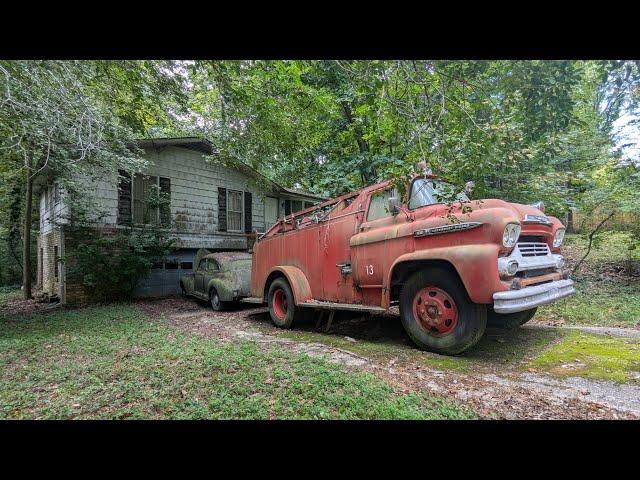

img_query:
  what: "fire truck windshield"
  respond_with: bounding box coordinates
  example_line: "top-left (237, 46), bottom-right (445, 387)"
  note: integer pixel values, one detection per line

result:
top-left (408, 178), bottom-right (469, 210)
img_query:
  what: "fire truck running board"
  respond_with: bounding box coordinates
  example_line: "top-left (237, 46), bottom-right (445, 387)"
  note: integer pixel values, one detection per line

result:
top-left (298, 301), bottom-right (387, 314)
top-left (240, 297), bottom-right (265, 305)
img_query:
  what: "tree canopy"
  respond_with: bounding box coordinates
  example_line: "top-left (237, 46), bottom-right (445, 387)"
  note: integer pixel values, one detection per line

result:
top-left (1, 59), bottom-right (639, 290)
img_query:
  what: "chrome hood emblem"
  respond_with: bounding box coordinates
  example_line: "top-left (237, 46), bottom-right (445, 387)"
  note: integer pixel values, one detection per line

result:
top-left (523, 214), bottom-right (552, 226)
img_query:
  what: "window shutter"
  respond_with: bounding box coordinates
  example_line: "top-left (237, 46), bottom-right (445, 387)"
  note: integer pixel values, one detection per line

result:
top-left (244, 191), bottom-right (252, 233)
top-left (218, 187), bottom-right (227, 232)
top-left (159, 177), bottom-right (171, 226)
top-left (117, 170), bottom-right (132, 225)
top-left (284, 199), bottom-right (291, 216)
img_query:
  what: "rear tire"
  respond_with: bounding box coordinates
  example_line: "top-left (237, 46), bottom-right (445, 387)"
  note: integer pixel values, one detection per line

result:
top-left (487, 307), bottom-right (537, 330)
top-left (267, 278), bottom-right (299, 329)
top-left (399, 268), bottom-right (486, 355)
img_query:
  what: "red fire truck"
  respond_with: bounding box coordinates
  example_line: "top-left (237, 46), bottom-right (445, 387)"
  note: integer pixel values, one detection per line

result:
top-left (246, 173), bottom-right (574, 355)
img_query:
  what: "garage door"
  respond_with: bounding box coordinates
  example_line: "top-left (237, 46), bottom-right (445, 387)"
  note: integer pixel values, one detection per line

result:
top-left (134, 250), bottom-right (196, 297)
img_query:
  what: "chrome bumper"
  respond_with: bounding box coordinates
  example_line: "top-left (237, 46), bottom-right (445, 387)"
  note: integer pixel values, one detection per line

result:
top-left (492, 279), bottom-right (574, 314)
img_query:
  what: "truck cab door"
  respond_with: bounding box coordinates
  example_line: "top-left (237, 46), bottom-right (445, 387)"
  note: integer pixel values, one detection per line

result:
top-left (350, 187), bottom-right (404, 306)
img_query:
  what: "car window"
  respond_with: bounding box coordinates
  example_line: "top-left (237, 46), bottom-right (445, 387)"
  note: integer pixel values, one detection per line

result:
top-left (208, 259), bottom-right (220, 272)
top-left (367, 188), bottom-right (397, 222)
top-left (198, 259), bottom-right (207, 271)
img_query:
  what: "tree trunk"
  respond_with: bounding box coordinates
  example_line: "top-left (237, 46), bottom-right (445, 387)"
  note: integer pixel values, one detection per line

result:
top-left (22, 169), bottom-right (33, 299)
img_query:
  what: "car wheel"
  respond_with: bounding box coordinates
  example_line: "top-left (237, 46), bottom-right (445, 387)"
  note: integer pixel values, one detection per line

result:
top-left (399, 268), bottom-right (487, 355)
top-left (210, 289), bottom-right (225, 311)
top-left (267, 278), bottom-right (299, 329)
top-left (487, 307), bottom-right (537, 330)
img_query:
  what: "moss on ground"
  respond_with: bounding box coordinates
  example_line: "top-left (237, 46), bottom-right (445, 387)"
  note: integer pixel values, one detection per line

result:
top-left (529, 331), bottom-right (640, 383)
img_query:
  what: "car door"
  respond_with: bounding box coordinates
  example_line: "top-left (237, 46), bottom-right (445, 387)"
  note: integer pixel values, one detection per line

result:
top-left (194, 258), bottom-right (208, 294)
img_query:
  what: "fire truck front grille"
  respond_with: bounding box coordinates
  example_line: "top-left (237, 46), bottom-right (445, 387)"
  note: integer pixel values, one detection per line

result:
top-left (516, 242), bottom-right (550, 257)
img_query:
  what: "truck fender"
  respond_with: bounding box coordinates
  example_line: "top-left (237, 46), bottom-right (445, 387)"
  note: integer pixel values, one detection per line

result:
top-left (267, 266), bottom-right (313, 305)
top-left (386, 244), bottom-right (502, 306)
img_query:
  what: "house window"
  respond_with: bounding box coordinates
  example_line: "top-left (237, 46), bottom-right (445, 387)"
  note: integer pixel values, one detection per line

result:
top-left (227, 189), bottom-right (243, 232)
top-left (119, 173), bottom-right (171, 226)
top-left (304, 201), bottom-right (315, 210)
top-left (291, 200), bottom-right (302, 213)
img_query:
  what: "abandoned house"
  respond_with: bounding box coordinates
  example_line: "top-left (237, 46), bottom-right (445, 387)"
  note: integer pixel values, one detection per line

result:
top-left (36, 137), bottom-right (323, 304)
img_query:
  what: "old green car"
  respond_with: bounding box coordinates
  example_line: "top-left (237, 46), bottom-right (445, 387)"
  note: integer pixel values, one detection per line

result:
top-left (180, 249), bottom-right (252, 311)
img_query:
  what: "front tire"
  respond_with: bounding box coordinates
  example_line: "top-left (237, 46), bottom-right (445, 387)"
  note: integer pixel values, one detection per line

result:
top-left (399, 268), bottom-right (486, 355)
top-left (210, 289), bottom-right (225, 311)
top-left (487, 307), bottom-right (537, 330)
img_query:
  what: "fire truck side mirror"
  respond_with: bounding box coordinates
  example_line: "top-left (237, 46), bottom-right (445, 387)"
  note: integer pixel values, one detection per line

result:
top-left (388, 196), bottom-right (401, 216)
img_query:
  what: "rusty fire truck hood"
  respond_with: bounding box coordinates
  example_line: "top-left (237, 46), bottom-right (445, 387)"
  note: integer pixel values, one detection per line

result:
top-left (433, 198), bottom-right (552, 223)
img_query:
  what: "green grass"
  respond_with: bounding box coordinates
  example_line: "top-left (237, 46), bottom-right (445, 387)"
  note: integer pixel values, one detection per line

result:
top-left (539, 282), bottom-right (640, 328)
top-left (0, 286), bottom-right (21, 308)
top-left (536, 232), bottom-right (640, 328)
top-left (529, 331), bottom-right (640, 383)
top-left (0, 304), bottom-right (475, 419)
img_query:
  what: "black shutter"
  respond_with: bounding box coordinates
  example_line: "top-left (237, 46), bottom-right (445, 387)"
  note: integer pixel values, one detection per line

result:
top-left (117, 170), bottom-right (132, 225)
top-left (284, 199), bottom-right (291, 216)
top-left (244, 191), bottom-right (252, 233)
top-left (218, 187), bottom-right (227, 232)
top-left (159, 177), bottom-right (171, 226)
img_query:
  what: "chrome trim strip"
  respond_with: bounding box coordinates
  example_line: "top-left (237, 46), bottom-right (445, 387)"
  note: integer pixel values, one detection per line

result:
top-left (523, 214), bottom-right (552, 226)
top-left (414, 221), bottom-right (483, 237)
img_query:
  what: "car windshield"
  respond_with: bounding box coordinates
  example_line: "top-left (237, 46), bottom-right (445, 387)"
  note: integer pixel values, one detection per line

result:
top-left (408, 179), bottom-right (470, 209)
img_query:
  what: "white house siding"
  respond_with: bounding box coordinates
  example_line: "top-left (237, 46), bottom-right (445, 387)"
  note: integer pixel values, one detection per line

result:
top-left (38, 141), bottom-right (322, 301)
top-left (81, 146), bottom-right (271, 246)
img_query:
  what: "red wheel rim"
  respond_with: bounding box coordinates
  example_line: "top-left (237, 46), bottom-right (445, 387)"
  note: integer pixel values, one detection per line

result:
top-left (412, 286), bottom-right (458, 337)
top-left (273, 288), bottom-right (288, 320)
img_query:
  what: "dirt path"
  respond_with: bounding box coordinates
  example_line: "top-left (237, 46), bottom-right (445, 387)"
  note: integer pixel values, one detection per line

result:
top-left (139, 297), bottom-right (640, 420)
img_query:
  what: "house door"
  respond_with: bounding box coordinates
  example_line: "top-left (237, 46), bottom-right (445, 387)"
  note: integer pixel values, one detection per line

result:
top-left (265, 196), bottom-right (279, 230)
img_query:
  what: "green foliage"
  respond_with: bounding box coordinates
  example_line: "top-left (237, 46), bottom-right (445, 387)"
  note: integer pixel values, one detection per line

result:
top-left (0, 304), bottom-right (476, 419)
top-left (63, 187), bottom-right (175, 301)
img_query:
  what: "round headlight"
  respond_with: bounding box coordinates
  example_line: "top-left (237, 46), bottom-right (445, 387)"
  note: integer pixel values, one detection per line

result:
top-left (507, 260), bottom-right (519, 276)
top-left (553, 228), bottom-right (565, 248)
top-left (503, 223), bottom-right (521, 248)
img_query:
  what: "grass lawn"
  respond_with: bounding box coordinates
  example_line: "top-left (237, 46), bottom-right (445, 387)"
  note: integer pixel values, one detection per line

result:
top-left (0, 304), bottom-right (476, 420)
top-left (0, 286), bottom-right (21, 308)
top-left (538, 232), bottom-right (640, 328)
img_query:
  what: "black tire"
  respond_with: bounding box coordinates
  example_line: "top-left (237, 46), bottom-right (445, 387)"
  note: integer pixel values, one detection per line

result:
top-left (209, 288), bottom-right (226, 311)
top-left (399, 268), bottom-right (487, 355)
top-left (487, 307), bottom-right (537, 330)
top-left (267, 278), bottom-right (300, 329)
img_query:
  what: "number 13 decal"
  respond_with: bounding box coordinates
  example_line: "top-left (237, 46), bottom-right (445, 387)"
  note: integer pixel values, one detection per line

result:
top-left (366, 265), bottom-right (374, 276)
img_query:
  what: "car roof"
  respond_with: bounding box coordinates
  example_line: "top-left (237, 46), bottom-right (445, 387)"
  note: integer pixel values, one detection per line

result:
top-left (204, 252), bottom-right (252, 264)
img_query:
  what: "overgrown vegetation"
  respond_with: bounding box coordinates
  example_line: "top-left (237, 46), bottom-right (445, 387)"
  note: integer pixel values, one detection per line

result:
top-left (63, 184), bottom-right (175, 301)
top-left (539, 233), bottom-right (640, 327)
top-left (0, 305), bottom-right (475, 419)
